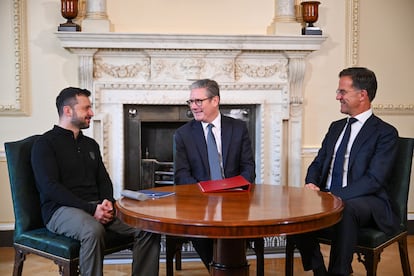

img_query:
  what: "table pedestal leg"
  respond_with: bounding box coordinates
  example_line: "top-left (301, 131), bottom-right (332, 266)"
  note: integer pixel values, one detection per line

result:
top-left (210, 238), bottom-right (249, 276)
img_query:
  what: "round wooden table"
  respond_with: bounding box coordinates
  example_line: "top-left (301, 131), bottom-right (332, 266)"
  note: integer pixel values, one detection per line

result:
top-left (116, 184), bottom-right (343, 276)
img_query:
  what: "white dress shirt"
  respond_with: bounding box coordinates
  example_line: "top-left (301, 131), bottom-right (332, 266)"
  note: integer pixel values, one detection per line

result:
top-left (326, 109), bottom-right (373, 189)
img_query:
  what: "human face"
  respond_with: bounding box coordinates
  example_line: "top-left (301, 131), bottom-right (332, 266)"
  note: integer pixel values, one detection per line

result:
top-left (188, 87), bottom-right (219, 123)
top-left (336, 76), bottom-right (363, 116)
top-left (70, 95), bottom-right (94, 129)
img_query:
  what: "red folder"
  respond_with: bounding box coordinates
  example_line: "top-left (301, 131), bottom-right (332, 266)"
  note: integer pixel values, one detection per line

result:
top-left (198, 175), bottom-right (251, 193)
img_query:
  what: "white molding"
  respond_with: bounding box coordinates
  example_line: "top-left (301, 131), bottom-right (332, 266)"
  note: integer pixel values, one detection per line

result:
top-left (0, 223), bottom-right (14, 231)
top-left (302, 147), bottom-right (319, 155)
top-left (373, 104), bottom-right (414, 115)
top-left (0, 0), bottom-right (29, 116)
top-left (346, 0), bottom-right (360, 67)
top-left (0, 150), bottom-right (5, 159)
top-left (56, 33), bottom-right (327, 51)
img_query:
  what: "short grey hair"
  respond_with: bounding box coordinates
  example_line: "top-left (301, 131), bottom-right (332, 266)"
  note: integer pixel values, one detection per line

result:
top-left (190, 79), bottom-right (220, 98)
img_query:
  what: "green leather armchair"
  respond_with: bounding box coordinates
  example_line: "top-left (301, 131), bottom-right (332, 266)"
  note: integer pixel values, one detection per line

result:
top-left (5, 135), bottom-right (134, 276)
top-left (285, 137), bottom-right (414, 276)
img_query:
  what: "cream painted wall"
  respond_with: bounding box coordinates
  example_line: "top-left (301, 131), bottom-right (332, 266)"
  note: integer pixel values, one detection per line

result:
top-left (107, 0), bottom-right (274, 34)
top-left (0, 0), bottom-right (413, 228)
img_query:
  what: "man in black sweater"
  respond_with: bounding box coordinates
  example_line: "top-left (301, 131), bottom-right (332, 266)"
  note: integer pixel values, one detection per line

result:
top-left (31, 87), bottom-right (161, 276)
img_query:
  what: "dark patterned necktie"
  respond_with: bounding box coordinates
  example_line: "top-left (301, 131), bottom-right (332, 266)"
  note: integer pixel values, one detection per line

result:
top-left (207, 124), bottom-right (223, 180)
top-left (331, 117), bottom-right (357, 191)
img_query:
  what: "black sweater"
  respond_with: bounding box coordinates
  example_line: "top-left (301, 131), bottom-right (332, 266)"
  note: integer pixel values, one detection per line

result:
top-left (31, 125), bottom-right (114, 224)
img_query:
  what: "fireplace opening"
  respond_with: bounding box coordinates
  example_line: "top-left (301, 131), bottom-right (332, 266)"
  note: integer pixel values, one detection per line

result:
top-left (124, 104), bottom-right (256, 191)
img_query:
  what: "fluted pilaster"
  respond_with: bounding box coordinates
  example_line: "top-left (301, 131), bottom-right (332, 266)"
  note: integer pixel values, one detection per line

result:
top-left (285, 51), bottom-right (306, 187)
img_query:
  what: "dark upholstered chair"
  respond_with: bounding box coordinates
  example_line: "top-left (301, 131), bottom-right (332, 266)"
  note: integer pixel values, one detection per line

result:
top-left (285, 137), bottom-right (414, 276)
top-left (5, 135), bottom-right (134, 276)
top-left (165, 236), bottom-right (264, 276)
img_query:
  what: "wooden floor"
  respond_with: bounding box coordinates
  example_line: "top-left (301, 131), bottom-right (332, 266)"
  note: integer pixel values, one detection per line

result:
top-left (1, 236), bottom-right (413, 275)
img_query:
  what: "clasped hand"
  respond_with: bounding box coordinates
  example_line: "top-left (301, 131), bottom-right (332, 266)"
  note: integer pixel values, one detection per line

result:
top-left (94, 199), bottom-right (115, 224)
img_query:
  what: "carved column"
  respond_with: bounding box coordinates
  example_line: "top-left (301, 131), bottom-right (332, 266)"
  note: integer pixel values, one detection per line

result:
top-left (267, 0), bottom-right (302, 35)
top-left (68, 48), bottom-right (98, 91)
top-left (285, 51), bottom-right (306, 187)
top-left (276, 0), bottom-right (296, 22)
top-left (81, 0), bottom-right (111, 32)
top-left (67, 48), bottom-right (100, 139)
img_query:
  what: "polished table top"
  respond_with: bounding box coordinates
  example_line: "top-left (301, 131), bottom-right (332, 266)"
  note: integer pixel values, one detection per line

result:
top-left (116, 184), bottom-right (344, 239)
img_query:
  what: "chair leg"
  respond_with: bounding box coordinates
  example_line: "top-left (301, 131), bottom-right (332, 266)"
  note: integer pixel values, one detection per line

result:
top-left (398, 237), bottom-right (412, 276)
top-left (58, 263), bottom-right (70, 276)
top-left (285, 237), bottom-right (295, 276)
top-left (165, 236), bottom-right (176, 276)
top-left (58, 260), bottom-right (79, 276)
top-left (70, 260), bottom-right (79, 276)
top-left (13, 248), bottom-right (25, 276)
top-left (360, 250), bottom-right (380, 276)
top-left (175, 249), bottom-right (182, 270)
top-left (251, 238), bottom-right (264, 276)
top-left (166, 236), bottom-right (185, 276)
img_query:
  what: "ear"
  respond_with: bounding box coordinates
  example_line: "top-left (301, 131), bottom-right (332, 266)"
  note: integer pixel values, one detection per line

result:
top-left (62, 105), bottom-right (73, 117)
top-left (213, 95), bottom-right (220, 106)
top-left (360, 89), bottom-right (368, 101)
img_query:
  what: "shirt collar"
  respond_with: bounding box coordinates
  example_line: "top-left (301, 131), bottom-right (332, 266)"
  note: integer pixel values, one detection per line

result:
top-left (53, 125), bottom-right (84, 139)
top-left (352, 108), bottom-right (372, 124)
top-left (201, 113), bottom-right (221, 130)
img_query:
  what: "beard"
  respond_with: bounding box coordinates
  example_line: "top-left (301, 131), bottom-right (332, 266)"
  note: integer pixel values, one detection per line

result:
top-left (71, 114), bottom-right (91, 129)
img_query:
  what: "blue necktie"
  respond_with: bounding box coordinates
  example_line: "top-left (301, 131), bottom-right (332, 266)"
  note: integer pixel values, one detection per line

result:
top-left (207, 124), bottom-right (223, 180)
top-left (331, 117), bottom-right (357, 191)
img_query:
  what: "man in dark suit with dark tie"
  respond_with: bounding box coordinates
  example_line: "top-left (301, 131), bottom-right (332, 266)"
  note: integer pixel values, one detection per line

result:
top-left (292, 67), bottom-right (400, 276)
top-left (174, 78), bottom-right (255, 270)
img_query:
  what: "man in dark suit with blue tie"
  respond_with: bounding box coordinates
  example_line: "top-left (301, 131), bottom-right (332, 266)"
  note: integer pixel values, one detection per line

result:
top-left (293, 67), bottom-right (400, 276)
top-left (174, 79), bottom-right (256, 270)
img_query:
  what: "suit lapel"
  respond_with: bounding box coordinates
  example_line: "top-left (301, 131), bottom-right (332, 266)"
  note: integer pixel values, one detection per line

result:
top-left (349, 115), bottom-right (377, 166)
top-left (221, 116), bottom-right (232, 168)
top-left (321, 119), bottom-right (347, 183)
top-left (191, 120), bottom-right (209, 170)
top-left (327, 119), bottom-right (347, 159)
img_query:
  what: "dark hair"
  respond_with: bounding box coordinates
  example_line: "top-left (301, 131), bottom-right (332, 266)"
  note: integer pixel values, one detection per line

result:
top-left (190, 79), bottom-right (220, 98)
top-left (56, 87), bottom-right (91, 116)
top-left (339, 67), bottom-right (377, 101)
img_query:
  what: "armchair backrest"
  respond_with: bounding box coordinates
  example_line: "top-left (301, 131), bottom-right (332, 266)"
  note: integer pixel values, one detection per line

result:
top-left (5, 135), bottom-right (43, 239)
top-left (388, 137), bottom-right (414, 230)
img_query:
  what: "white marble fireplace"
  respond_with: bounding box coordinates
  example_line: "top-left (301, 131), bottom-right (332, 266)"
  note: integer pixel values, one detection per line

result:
top-left (56, 33), bottom-right (325, 198)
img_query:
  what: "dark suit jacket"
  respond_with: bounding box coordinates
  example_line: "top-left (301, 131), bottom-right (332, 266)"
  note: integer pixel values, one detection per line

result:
top-left (306, 114), bottom-right (400, 234)
top-left (174, 114), bottom-right (255, 185)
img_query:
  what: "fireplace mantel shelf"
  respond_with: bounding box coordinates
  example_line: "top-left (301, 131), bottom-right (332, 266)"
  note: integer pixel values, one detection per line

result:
top-left (56, 32), bottom-right (326, 51)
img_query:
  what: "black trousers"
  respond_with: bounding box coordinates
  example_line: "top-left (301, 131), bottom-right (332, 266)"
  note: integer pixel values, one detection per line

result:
top-left (190, 238), bottom-right (214, 270)
top-left (291, 196), bottom-right (380, 275)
